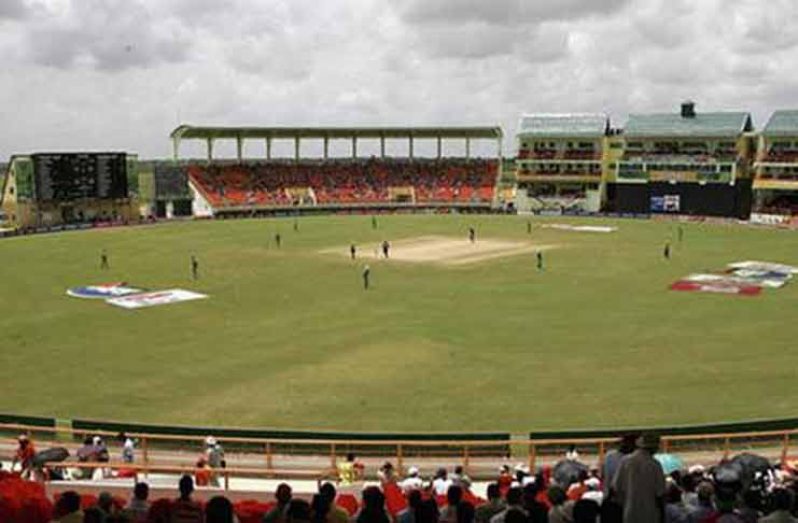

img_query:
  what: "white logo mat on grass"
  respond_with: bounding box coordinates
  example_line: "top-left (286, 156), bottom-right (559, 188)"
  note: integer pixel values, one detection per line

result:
top-left (727, 261), bottom-right (798, 274)
top-left (542, 224), bottom-right (617, 233)
top-left (106, 289), bottom-right (208, 309)
top-left (67, 282), bottom-right (144, 299)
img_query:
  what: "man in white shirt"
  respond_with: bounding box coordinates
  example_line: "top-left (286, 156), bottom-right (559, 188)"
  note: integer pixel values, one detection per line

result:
top-left (432, 468), bottom-right (453, 496)
top-left (400, 466), bottom-right (424, 493)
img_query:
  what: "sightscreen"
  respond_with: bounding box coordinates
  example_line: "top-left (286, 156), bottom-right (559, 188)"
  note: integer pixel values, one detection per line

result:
top-left (32, 153), bottom-right (128, 201)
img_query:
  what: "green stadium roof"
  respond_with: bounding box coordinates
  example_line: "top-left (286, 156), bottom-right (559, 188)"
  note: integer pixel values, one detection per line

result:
top-left (170, 125), bottom-right (503, 141)
top-left (624, 111), bottom-right (752, 138)
top-left (762, 110), bottom-right (798, 137)
top-left (517, 114), bottom-right (609, 138)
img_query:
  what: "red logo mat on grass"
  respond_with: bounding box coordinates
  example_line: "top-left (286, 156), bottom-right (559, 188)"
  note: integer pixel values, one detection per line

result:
top-left (670, 276), bottom-right (762, 296)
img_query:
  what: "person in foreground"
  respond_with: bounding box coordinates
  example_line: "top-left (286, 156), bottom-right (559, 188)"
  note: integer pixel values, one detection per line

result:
top-left (612, 433), bottom-right (666, 523)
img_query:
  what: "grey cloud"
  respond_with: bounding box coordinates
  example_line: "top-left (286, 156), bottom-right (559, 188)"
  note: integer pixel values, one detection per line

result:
top-left (397, 0), bottom-right (632, 26)
top-left (26, 0), bottom-right (191, 71)
top-left (0, 0), bottom-right (27, 19)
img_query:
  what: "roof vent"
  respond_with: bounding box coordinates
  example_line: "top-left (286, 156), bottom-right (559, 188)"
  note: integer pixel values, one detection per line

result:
top-left (681, 101), bottom-right (696, 119)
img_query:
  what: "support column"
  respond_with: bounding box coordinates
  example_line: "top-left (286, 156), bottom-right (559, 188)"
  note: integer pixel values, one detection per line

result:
top-left (324, 137), bottom-right (329, 160)
top-left (437, 136), bottom-right (442, 160)
top-left (352, 136), bottom-right (358, 159)
top-left (409, 136), bottom-right (414, 160)
top-left (172, 137), bottom-right (180, 162)
top-left (294, 136), bottom-right (300, 162)
top-left (497, 137), bottom-right (503, 159)
top-left (266, 138), bottom-right (272, 160)
top-left (206, 138), bottom-right (214, 163)
top-left (465, 138), bottom-right (471, 160)
top-left (236, 136), bottom-right (243, 164)
top-left (380, 136), bottom-right (386, 158)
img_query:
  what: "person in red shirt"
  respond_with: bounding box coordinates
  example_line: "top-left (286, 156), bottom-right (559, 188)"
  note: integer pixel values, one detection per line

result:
top-left (12, 434), bottom-right (36, 479)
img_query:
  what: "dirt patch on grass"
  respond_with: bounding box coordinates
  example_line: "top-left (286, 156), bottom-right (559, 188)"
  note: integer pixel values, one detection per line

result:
top-left (322, 236), bottom-right (557, 266)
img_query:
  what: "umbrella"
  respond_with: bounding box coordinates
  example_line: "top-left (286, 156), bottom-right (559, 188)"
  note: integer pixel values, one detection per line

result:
top-left (552, 460), bottom-right (589, 487)
top-left (730, 453), bottom-right (772, 488)
top-left (713, 462), bottom-right (743, 485)
top-left (654, 453), bottom-right (684, 474)
top-left (31, 447), bottom-right (69, 468)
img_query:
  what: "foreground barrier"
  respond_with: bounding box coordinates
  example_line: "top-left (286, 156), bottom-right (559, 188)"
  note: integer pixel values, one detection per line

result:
top-left (2, 421), bottom-right (797, 485)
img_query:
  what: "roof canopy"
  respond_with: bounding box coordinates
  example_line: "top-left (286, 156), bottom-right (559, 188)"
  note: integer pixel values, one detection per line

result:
top-left (517, 114), bottom-right (609, 139)
top-left (762, 110), bottom-right (798, 137)
top-left (624, 111), bottom-right (753, 138)
top-left (170, 125), bottom-right (503, 141)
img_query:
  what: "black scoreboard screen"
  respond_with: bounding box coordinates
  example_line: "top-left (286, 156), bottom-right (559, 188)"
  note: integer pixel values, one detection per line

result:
top-left (32, 153), bottom-right (128, 201)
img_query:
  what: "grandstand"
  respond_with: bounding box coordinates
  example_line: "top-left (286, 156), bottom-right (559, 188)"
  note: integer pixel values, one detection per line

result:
top-left (606, 102), bottom-right (755, 218)
top-left (169, 125), bottom-right (504, 217)
top-left (752, 110), bottom-right (798, 219)
top-left (514, 114), bottom-right (610, 213)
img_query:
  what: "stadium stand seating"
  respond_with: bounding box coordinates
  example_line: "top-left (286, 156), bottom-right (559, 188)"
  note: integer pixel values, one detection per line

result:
top-left (187, 158), bottom-right (498, 209)
top-left (6, 453), bottom-right (798, 523)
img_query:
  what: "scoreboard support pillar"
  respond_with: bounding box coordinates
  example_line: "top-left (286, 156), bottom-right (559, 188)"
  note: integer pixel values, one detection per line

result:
top-left (352, 136), bottom-right (358, 159)
top-left (266, 138), bottom-right (272, 160)
top-left (236, 136), bottom-right (244, 164)
top-left (380, 136), bottom-right (386, 159)
top-left (294, 137), bottom-right (301, 162)
top-left (324, 137), bottom-right (329, 160)
top-left (466, 138), bottom-right (471, 160)
top-left (437, 136), bottom-right (442, 159)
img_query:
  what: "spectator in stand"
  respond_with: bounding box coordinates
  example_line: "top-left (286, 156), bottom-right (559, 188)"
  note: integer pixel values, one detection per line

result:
top-left (548, 485), bottom-right (575, 523)
top-left (378, 462), bottom-right (397, 484)
top-left (400, 466), bottom-right (425, 493)
top-left (318, 482), bottom-right (348, 523)
top-left (337, 453), bottom-right (359, 487)
top-left (205, 436), bottom-right (226, 487)
top-left (12, 434), bottom-right (35, 479)
top-left (440, 485), bottom-right (463, 523)
top-left (172, 474), bottom-right (204, 523)
top-left (680, 468), bottom-right (703, 508)
top-left (760, 488), bottom-right (798, 522)
top-left (206, 495), bottom-right (237, 523)
top-left (433, 468), bottom-right (453, 496)
top-left (490, 487), bottom-right (525, 523)
top-left (121, 433), bottom-right (136, 463)
top-left (602, 434), bottom-right (638, 497)
top-left (573, 499), bottom-right (600, 523)
top-left (581, 477), bottom-right (603, 506)
top-left (522, 482), bottom-right (549, 523)
top-left (416, 498), bottom-right (441, 523)
top-left (456, 502), bottom-right (475, 523)
top-left (263, 483), bottom-right (293, 523)
top-left (83, 507), bottom-right (106, 523)
top-left (124, 482), bottom-right (150, 523)
top-left (286, 499), bottom-right (312, 523)
top-left (613, 433), bottom-right (666, 523)
top-left (739, 489), bottom-right (763, 523)
top-left (195, 458), bottom-right (212, 487)
top-left (398, 489), bottom-right (423, 523)
top-left (664, 482), bottom-right (688, 523)
top-left (497, 465), bottom-right (514, 497)
top-left (53, 490), bottom-right (84, 523)
top-left (450, 466), bottom-right (472, 489)
top-left (356, 486), bottom-right (390, 523)
top-left (97, 491), bottom-right (117, 519)
top-left (714, 491), bottom-right (746, 523)
top-left (686, 481), bottom-right (715, 523)
top-left (475, 483), bottom-right (505, 523)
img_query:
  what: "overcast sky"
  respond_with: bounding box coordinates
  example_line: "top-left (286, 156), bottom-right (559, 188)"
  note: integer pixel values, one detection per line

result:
top-left (1, 0), bottom-right (797, 159)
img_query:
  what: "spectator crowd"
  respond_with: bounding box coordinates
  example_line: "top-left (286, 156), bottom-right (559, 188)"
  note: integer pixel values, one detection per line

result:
top-left (5, 432), bottom-right (798, 522)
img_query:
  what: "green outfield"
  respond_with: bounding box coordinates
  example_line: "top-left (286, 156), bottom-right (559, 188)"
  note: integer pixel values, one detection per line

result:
top-left (0, 215), bottom-right (796, 433)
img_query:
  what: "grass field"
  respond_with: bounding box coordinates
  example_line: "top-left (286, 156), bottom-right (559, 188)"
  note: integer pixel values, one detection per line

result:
top-left (0, 214), bottom-right (797, 433)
